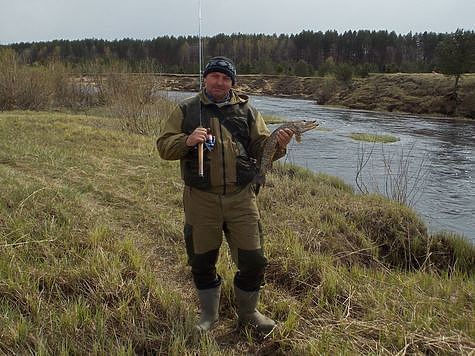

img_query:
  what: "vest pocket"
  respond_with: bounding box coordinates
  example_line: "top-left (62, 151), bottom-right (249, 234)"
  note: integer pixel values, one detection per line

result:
top-left (183, 158), bottom-right (211, 189)
top-left (236, 155), bottom-right (258, 186)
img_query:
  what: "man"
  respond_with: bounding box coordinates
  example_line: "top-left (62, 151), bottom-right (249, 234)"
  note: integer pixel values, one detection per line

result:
top-left (156, 56), bottom-right (293, 333)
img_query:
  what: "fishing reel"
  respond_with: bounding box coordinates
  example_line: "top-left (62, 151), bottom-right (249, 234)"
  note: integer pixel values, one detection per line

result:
top-left (204, 128), bottom-right (215, 151)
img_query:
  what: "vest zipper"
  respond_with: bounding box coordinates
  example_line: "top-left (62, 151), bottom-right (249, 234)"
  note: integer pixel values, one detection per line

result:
top-left (218, 119), bottom-right (227, 194)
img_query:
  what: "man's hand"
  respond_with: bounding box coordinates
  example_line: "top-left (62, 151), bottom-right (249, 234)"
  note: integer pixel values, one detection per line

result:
top-left (276, 128), bottom-right (294, 149)
top-left (186, 127), bottom-right (208, 147)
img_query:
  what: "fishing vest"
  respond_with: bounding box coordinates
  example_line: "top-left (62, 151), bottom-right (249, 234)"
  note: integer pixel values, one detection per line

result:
top-left (180, 94), bottom-right (258, 190)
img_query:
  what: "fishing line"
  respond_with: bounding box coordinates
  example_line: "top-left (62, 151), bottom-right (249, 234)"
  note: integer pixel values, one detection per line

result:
top-left (197, 0), bottom-right (204, 176)
top-left (198, 0), bottom-right (203, 127)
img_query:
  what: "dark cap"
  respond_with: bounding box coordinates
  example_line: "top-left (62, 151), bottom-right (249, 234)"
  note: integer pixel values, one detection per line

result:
top-left (203, 56), bottom-right (236, 85)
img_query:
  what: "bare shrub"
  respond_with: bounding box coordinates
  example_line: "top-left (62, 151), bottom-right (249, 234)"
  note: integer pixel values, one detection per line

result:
top-left (0, 50), bottom-right (173, 133)
top-left (49, 62), bottom-right (100, 111)
top-left (317, 77), bottom-right (340, 104)
top-left (98, 73), bottom-right (175, 136)
top-left (0, 49), bottom-right (98, 112)
top-left (0, 49), bottom-right (53, 110)
top-left (355, 142), bottom-right (429, 207)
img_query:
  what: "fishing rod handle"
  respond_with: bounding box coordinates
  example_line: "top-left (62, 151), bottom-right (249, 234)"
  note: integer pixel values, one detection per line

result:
top-left (198, 142), bottom-right (204, 177)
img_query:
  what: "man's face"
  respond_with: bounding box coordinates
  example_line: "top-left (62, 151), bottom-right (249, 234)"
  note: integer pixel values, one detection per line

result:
top-left (204, 72), bottom-right (232, 101)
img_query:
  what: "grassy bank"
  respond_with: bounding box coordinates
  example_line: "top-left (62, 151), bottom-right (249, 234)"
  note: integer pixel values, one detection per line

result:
top-left (332, 73), bottom-right (475, 118)
top-left (1, 111), bottom-right (474, 354)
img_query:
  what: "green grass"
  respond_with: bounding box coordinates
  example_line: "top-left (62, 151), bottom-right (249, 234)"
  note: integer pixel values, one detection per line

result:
top-left (350, 132), bottom-right (400, 143)
top-left (1, 111), bottom-right (474, 354)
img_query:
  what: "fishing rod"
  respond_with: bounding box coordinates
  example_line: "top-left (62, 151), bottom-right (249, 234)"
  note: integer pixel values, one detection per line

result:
top-left (197, 0), bottom-right (204, 177)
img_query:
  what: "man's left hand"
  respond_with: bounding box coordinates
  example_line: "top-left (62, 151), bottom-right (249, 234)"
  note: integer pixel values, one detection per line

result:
top-left (276, 128), bottom-right (294, 149)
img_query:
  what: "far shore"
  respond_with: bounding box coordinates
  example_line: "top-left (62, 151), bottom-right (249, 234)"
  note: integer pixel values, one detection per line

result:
top-left (151, 72), bottom-right (475, 120)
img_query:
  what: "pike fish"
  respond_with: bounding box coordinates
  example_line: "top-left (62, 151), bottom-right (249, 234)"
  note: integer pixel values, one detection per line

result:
top-left (253, 120), bottom-right (319, 191)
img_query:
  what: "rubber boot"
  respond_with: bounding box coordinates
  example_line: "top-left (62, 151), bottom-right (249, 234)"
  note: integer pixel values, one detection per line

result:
top-left (234, 286), bottom-right (276, 334)
top-left (195, 286), bottom-right (220, 332)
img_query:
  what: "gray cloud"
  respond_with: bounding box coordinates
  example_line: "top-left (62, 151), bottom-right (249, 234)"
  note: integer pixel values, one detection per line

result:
top-left (1, 0), bottom-right (473, 44)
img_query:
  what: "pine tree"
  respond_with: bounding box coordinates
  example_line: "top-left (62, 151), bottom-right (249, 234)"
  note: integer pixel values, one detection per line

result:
top-left (435, 29), bottom-right (475, 111)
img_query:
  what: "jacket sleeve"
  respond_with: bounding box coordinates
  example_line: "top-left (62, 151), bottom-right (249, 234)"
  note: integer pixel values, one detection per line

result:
top-left (248, 107), bottom-right (286, 161)
top-left (156, 105), bottom-right (191, 160)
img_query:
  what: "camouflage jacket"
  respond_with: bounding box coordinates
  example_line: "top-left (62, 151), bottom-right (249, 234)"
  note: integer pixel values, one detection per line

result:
top-left (156, 89), bottom-right (285, 193)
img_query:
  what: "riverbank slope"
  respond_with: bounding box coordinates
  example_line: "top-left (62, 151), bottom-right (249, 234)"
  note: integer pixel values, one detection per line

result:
top-left (1, 111), bottom-right (473, 354)
top-left (157, 73), bottom-right (475, 119)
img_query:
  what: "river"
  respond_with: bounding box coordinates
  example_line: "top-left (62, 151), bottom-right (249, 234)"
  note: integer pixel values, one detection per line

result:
top-left (167, 91), bottom-right (475, 242)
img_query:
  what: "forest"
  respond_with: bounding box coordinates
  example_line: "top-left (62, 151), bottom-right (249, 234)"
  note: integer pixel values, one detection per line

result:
top-left (4, 29), bottom-right (475, 76)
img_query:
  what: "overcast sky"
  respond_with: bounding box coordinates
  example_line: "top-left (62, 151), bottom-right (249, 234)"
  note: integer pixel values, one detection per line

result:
top-left (1, 0), bottom-right (473, 44)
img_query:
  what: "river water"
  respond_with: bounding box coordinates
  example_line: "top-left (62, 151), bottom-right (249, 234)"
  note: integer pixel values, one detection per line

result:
top-left (167, 91), bottom-right (475, 242)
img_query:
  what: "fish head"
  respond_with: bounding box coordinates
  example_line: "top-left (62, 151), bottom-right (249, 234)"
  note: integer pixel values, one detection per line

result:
top-left (290, 120), bottom-right (319, 138)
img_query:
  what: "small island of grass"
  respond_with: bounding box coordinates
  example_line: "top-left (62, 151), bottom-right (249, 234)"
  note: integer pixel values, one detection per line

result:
top-left (350, 132), bottom-right (399, 143)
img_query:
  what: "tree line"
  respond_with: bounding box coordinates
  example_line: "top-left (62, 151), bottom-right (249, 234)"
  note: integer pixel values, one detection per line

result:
top-left (3, 29), bottom-right (474, 76)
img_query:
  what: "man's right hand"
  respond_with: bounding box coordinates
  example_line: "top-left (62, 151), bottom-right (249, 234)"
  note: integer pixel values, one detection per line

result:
top-left (185, 127), bottom-right (208, 147)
